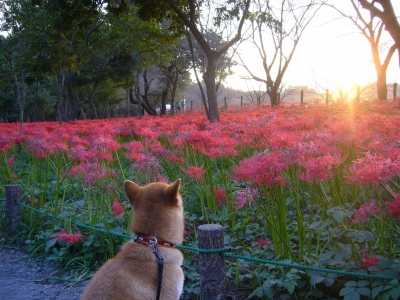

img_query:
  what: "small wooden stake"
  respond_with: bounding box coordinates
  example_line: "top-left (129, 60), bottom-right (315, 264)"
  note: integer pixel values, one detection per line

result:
top-left (198, 224), bottom-right (226, 300)
top-left (5, 184), bottom-right (22, 237)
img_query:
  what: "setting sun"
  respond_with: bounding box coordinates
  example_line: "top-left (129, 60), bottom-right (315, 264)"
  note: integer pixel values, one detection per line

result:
top-left (228, 2), bottom-right (399, 100)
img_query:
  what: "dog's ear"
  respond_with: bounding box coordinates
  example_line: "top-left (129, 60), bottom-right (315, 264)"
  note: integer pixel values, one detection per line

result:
top-left (124, 180), bottom-right (141, 206)
top-left (166, 178), bottom-right (181, 204)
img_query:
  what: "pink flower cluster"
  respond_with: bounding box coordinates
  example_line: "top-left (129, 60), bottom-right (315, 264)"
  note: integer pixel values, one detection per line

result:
top-left (358, 249), bottom-right (380, 268)
top-left (214, 186), bottom-right (226, 206)
top-left (233, 152), bottom-right (288, 187)
top-left (68, 162), bottom-right (117, 185)
top-left (353, 196), bottom-right (400, 223)
top-left (353, 199), bottom-right (381, 223)
top-left (347, 153), bottom-right (400, 186)
top-left (183, 166), bottom-right (204, 182)
top-left (235, 187), bottom-right (259, 210)
top-left (386, 196), bottom-right (400, 219)
top-left (112, 202), bottom-right (124, 217)
top-left (131, 154), bottom-right (162, 181)
top-left (52, 230), bottom-right (85, 243)
top-left (254, 239), bottom-right (271, 247)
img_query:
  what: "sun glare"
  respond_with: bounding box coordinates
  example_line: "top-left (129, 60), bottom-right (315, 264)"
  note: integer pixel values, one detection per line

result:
top-left (228, 3), bottom-right (399, 98)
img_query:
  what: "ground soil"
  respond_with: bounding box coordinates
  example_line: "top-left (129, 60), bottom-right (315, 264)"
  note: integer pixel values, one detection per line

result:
top-left (0, 245), bottom-right (88, 300)
top-left (0, 245), bottom-right (201, 300)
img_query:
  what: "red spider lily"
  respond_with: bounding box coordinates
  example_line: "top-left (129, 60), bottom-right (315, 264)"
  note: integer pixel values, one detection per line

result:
top-left (26, 137), bottom-right (52, 158)
top-left (0, 140), bottom-right (10, 152)
top-left (233, 152), bottom-right (288, 187)
top-left (358, 249), bottom-right (380, 268)
top-left (362, 256), bottom-right (379, 268)
top-left (91, 136), bottom-right (121, 153)
top-left (268, 131), bottom-right (300, 151)
top-left (68, 162), bottom-right (117, 185)
top-left (167, 152), bottom-right (185, 165)
top-left (201, 136), bottom-right (238, 159)
top-left (52, 230), bottom-right (85, 243)
top-left (254, 239), bottom-right (271, 247)
top-left (353, 199), bottom-right (381, 223)
top-left (112, 202), bottom-right (124, 217)
top-left (132, 124), bottom-right (160, 139)
top-left (131, 154), bottom-right (162, 179)
top-left (7, 155), bottom-right (15, 168)
top-left (214, 186), bottom-right (226, 206)
top-left (386, 195), bottom-right (400, 219)
top-left (187, 131), bottom-right (213, 149)
top-left (297, 154), bottom-right (342, 183)
top-left (0, 129), bottom-right (25, 152)
top-left (234, 187), bottom-right (259, 210)
top-left (346, 153), bottom-right (400, 186)
top-left (123, 141), bottom-right (145, 161)
top-left (183, 166), bottom-right (204, 182)
top-left (145, 139), bottom-right (167, 156)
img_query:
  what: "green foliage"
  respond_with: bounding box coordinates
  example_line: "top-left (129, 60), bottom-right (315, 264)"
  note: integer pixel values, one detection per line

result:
top-left (0, 0), bottom-right (184, 121)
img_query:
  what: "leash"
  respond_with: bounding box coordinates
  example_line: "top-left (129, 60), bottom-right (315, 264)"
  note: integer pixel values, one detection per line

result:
top-left (134, 234), bottom-right (176, 300)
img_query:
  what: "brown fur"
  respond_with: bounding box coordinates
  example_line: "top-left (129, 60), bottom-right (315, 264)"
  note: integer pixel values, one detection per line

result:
top-left (81, 179), bottom-right (184, 300)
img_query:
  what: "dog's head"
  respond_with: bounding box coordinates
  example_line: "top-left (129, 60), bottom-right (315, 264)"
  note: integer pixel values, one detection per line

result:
top-left (124, 179), bottom-right (184, 244)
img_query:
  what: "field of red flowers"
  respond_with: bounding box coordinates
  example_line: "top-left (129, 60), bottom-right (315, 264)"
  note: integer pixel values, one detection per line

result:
top-left (1, 101), bottom-right (400, 299)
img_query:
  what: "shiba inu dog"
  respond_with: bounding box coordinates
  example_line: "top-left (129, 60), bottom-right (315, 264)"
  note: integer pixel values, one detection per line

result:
top-left (81, 179), bottom-right (184, 300)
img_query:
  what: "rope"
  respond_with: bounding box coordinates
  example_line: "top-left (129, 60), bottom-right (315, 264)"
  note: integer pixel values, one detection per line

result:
top-left (16, 201), bottom-right (132, 240)
top-left (222, 253), bottom-right (399, 281)
top-left (7, 199), bottom-right (400, 282)
top-left (175, 244), bottom-right (226, 253)
top-left (175, 245), bottom-right (399, 281)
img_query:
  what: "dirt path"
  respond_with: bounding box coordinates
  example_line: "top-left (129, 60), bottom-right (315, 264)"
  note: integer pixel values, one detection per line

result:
top-left (0, 246), bottom-right (88, 300)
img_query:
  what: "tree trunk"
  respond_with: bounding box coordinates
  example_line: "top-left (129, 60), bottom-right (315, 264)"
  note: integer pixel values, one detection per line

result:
top-left (376, 69), bottom-right (387, 100)
top-left (170, 67), bottom-right (179, 115)
top-left (66, 72), bottom-right (78, 120)
top-left (187, 34), bottom-right (209, 115)
top-left (267, 85), bottom-right (280, 107)
top-left (161, 87), bottom-right (168, 116)
top-left (55, 73), bottom-right (64, 125)
top-left (203, 55), bottom-right (220, 122)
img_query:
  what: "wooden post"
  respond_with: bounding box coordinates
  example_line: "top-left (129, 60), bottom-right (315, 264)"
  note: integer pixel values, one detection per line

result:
top-left (326, 88), bottom-right (329, 105)
top-left (394, 83), bottom-right (398, 99)
top-left (126, 89), bottom-right (130, 117)
top-left (5, 184), bottom-right (22, 236)
top-left (224, 97), bottom-right (227, 109)
top-left (198, 224), bottom-right (226, 300)
top-left (300, 90), bottom-right (304, 104)
top-left (241, 96), bottom-right (243, 107)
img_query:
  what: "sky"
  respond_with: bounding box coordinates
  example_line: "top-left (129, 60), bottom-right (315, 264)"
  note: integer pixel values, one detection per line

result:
top-left (227, 1), bottom-right (400, 93)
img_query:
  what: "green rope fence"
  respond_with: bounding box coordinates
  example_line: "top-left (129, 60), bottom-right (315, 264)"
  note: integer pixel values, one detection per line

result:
top-left (1, 197), bottom-right (399, 282)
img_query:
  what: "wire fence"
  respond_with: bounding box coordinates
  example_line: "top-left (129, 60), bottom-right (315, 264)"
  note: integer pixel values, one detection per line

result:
top-left (1, 196), bottom-right (398, 282)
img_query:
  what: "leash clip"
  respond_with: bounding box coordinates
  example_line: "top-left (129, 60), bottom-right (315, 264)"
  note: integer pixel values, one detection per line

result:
top-left (149, 236), bottom-right (158, 246)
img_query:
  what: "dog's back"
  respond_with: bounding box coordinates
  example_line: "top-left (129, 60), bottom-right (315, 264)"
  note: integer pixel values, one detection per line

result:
top-left (81, 179), bottom-right (184, 300)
